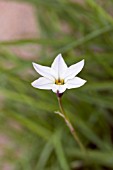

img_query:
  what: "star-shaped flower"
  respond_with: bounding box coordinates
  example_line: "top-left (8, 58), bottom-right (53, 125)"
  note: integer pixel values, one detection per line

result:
top-left (31, 54), bottom-right (86, 94)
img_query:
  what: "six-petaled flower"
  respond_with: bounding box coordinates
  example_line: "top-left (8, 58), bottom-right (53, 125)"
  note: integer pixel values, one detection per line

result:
top-left (31, 54), bottom-right (86, 94)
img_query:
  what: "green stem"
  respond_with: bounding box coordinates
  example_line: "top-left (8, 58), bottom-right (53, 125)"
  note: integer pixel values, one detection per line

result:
top-left (57, 97), bottom-right (85, 151)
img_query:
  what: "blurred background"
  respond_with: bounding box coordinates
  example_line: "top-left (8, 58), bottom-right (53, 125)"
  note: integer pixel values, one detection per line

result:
top-left (0, 0), bottom-right (113, 169)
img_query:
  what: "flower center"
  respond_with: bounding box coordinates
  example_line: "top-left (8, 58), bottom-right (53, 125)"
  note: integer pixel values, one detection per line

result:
top-left (55, 79), bottom-right (64, 85)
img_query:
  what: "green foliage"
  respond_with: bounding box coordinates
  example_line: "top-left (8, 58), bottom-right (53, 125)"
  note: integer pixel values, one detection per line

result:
top-left (1, 0), bottom-right (113, 169)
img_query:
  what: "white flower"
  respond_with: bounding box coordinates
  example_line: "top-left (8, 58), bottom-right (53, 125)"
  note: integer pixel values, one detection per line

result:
top-left (31, 54), bottom-right (86, 94)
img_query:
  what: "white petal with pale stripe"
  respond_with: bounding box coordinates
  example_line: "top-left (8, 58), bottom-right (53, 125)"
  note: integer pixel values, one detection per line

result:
top-left (51, 54), bottom-right (67, 79)
top-left (52, 84), bottom-right (67, 93)
top-left (32, 62), bottom-right (55, 81)
top-left (31, 77), bottom-right (54, 89)
top-left (64, 59), bottom-right (84, 82)
top-left (66, 77), bottom-right (86, 89)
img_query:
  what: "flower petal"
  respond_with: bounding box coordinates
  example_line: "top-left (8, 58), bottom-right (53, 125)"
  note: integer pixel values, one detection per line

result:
top-left (51, 54), bottom-right (67, 79)
top-left (31, 77), bottom-right (53, 89)
top-left (66, 77), bottom-right (86, 89)
top-left (52, 84), bottom-right (67, 93)
top-left (64, 59), bottom-right (84, 82)
top-left (32, 62), bottom-right (55, 81)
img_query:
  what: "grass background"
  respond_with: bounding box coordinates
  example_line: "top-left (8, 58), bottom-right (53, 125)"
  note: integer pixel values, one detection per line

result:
top-left (1, 0), bottom-right (113, 169)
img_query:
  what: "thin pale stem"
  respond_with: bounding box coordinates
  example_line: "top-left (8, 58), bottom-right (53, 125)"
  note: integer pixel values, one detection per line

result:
top-left (57, 97), bottom-right (85, 151)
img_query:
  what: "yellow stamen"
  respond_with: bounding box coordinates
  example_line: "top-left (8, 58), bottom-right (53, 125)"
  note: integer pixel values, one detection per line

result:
top-left (55, 79), bottom-right (64, 85)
